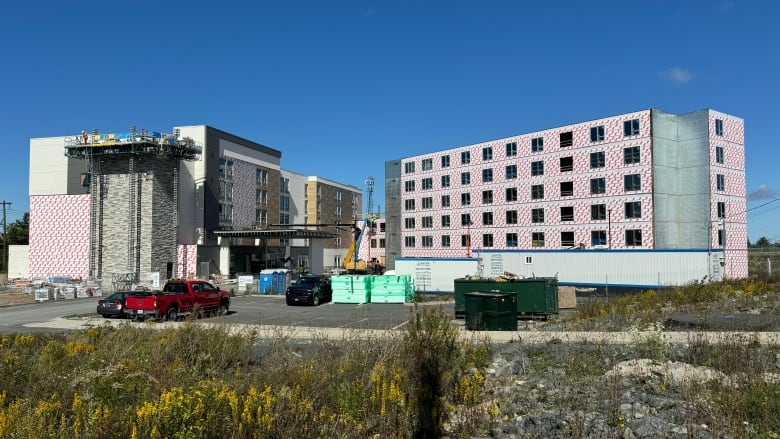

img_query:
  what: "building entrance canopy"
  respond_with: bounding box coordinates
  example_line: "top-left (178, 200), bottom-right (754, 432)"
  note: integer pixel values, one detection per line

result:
top-left (214, 229), bottom-right (339, 240)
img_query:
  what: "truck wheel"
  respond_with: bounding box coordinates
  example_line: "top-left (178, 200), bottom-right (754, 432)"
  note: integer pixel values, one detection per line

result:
top-left (311, 294), bottom-right (320, 306)
top-left (217, 303), bottom-right (228, 316)
top-left (166, 308), bottom-right (178, 322)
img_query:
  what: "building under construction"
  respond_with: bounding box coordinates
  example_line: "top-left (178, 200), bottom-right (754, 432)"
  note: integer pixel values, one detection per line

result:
top-left (63, 127), bottom-right (201, 284)
top-left (26, 125), bottom-right (368, 285)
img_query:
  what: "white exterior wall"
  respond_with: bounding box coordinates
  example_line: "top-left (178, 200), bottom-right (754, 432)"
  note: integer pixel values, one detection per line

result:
top-left (176, 125), bottom-right (207, 246)
top-left (30, 136), bottom-right (89, 196)
top-left (8, 245), bottom-right (29, 279)
top-left (282, 169), bottom-right (309, 247)
top-left (395, 251), bottom-right (721, 293)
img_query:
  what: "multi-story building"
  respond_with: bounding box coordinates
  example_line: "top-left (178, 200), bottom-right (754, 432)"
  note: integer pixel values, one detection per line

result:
top-left (385, 109), bottom-right (747, 284)
top-left (27, 125), bottom-right (361, 282)
top-left (281, 170), bottom-right (364, 272)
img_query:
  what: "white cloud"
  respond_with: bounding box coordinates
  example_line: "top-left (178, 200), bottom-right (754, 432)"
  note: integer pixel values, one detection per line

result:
top-left (662, 67), bottom-right (693, 84)
top-left (748, 184), bottom-right (779, 201)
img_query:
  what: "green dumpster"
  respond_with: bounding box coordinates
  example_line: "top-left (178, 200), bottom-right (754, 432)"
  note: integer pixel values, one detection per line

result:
top-left (455, 277), bottom-right (559, 319)
top-left (514, 278), bottom-right (559, 318)
top-left (464, 292), bottom-right (517, 331)
top-left (454, 279), bottom-right (520, 318)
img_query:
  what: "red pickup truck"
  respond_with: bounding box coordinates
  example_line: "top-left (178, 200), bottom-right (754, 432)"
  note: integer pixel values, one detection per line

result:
top-left (124, 280), bottom-right (231, 321)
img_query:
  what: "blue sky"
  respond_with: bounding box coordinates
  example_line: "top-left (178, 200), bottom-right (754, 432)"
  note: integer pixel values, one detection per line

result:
top-left (1, 1), bottom-right (778, 242)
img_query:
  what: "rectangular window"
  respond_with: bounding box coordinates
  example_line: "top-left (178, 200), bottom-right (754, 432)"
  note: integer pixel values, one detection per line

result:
top-left (404, 199), bottom-right (415, 210)
top-left (422, 197), bottom-right (433, 209)
top-left (506, 233), bottom-right (518, 247)
top-left (715, 146), bottom-right (724, 164)
top-left (404, 162), bottom-right (415, 174)
top-left (531, 184), bottom-right (544, 200)
top-left (531, 208), bottom-right (545, 223)
top-left (422, 216), bottom-right (433, 228)
top-left (404, 218), bottom-right (415, 229)
top-left (590, 151), bottom-right (605, 168)
top-left (531, 161), bottom-right (544, 176)
top-left (482, 147), bottom-right (493, 161)
top-left (506, 142), bottom-right (517, 157)
top-left (421, 158), bottom-right (433, 171)
top-left (461, 234), bottom-right (470, 247)
top-left (441, 155), bottom-right (450, 168)
top-left (718, 229), bottom-right (724, 246)
top-left (717, 201), bottom-right (726, 218)
top-left (560, 156), bottom-right (573, 172)
top-left (561, 231), bottom-right (575, 248)
top-left (624, 119), bottom-right (640, 136)
top-left (560, 206), bottom-right (574, 222)
top-left (461, 214), bottom-right (472, 226)
top-left (441, 215), bottom-right (451, 227)
top-left (624, 174), bottom-right (641, 191)
top-left (560, 181), bottom-right (573, 197)
top-left (422, 236), bottom-right (433, 247)
top-left (591, 204), bottom-right (606, 220)
top-left (590, 178), bottom-right (606, 194)
top-left (461, 151), bottom-right (471, 164)
top-left (715, 119), bottom-right (724, 136)
top-left (624, 146), bottom-right (640, 164)
top-left (405, 236), bottom-right (416, 247)
top-left (482, 211), bottom-right (493, 225)
top-left (421, 177), bottom-right (433, 190)
top-left (506, 187), bottom-right (518, 202)
top-left (404, 180), bottom-right (415, 192)
top-left (441, 175), bottom-right (450, 188)
top-left (461, 193), bottom-right (471, 206)
top-left (716, 174), bottom-right (725, 191)
top-left (591, 230), bottom-right (606, 246)
top-left (532, 232), bottom-right (545, 247)
top-left (590, 126), bottom-right (605, 142)
top-left (625, 229), bottom-right (642, 246)
top-left (482, 168), bottom-right (493, 182)
top-left (442, 235), bottom-right (451, 247)
top-left (560, 131), bottom-right (573, 147)
top-left (441, 195), bottom-right (451, 208)
top-left (506, 210), bottom-right (518, 224)
top-left (482, 190), bottom-right (493, 204)
top-left (625, 201), bottom-right (642, 219)
top-left (461, 172), bottom-right (471, 185)
top-left (482, 234), bottom-right (494, 247)
top-left (532, 136), bottom-right (544, 152)
top-left (505, 164), bottom-right (517, 179)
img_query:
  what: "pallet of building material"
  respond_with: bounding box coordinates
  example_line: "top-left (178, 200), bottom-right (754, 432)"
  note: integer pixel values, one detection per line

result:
top-left (557, 286), bottom-right (577, 309)
top-left (331, 275), bottom-right (371, 304)
top-left (369, 276), bottom-right (415, 303)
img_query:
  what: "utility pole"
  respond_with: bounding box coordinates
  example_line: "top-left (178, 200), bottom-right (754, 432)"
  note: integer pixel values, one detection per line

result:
top-left (1, 201), bottom-right (10, 275)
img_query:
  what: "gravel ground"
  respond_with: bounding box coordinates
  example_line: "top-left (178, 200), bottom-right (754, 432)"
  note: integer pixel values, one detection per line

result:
top-left (454, 292), bottom-right (780, 438)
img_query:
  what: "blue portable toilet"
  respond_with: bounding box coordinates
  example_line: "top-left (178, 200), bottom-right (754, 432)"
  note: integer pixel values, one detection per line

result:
top-left (258, 269), bottom-right (291, 294)
top-left (272, 269), bottom-right (291, 295)
top-left (258, 269), bottom-right (276, 294)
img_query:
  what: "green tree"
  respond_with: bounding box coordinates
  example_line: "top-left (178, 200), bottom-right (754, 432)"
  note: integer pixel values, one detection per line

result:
top-left (754, 236), bottom-right (772, 247)
top-left (6, 212), bottom-right (29, 245)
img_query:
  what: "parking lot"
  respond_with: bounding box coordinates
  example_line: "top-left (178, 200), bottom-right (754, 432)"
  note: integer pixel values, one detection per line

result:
top-left (220, 295), bottom-right (455, 330)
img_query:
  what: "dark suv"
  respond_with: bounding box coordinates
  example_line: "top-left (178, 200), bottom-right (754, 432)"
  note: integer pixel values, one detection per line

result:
top-left (285, 275), bottom-right (332, 306)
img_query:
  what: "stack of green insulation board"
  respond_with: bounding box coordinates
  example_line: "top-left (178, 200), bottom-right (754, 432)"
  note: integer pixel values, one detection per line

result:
top-left (369, 275), bottom-right (415, 303)
top-left (331, 275), bottom-right (372, 304)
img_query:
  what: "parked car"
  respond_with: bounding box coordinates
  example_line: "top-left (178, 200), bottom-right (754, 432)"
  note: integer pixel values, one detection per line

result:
top-left (96, 291), bottom-right (129, 318)
top-left (286, 275), bottom-right (332, 306)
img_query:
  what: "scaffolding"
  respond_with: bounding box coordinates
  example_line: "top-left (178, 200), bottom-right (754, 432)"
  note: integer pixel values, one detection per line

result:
top-left (64, 126), bottom-right (202, 281)
top-left (64, 127), bottom-right (201, 161)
